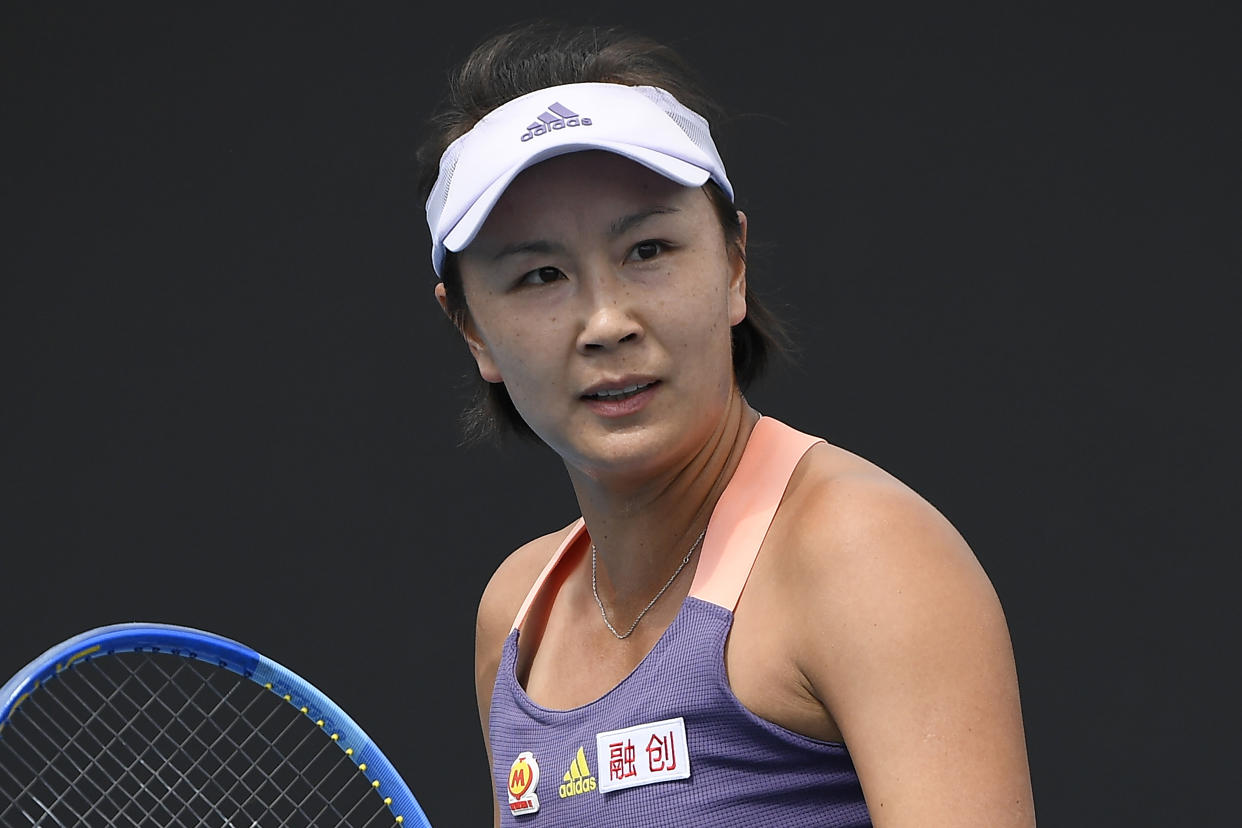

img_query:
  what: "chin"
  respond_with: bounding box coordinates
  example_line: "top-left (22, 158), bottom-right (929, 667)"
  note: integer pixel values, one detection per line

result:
top-left (556, 414), bottom-right (711, 484)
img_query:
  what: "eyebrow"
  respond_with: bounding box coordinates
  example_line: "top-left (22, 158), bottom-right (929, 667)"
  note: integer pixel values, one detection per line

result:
top-left (490, 206), bottom-right (681, 261)
top-left (492, 239), bottom-right (565, 261)
top-left (609, 206), bottom-right (680, 236)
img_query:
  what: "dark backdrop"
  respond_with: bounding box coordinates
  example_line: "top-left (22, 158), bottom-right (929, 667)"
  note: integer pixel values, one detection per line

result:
top-left (2, 3), bottom-right (1237, 825)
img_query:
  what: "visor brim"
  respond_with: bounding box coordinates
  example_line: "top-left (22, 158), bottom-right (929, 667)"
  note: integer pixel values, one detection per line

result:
top-left (441, 142), bottom-right (711, 256)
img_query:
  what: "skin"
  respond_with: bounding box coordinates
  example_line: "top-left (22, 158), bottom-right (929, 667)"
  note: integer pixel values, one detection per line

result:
top-left (436, 151), bottom-right (1036, 827)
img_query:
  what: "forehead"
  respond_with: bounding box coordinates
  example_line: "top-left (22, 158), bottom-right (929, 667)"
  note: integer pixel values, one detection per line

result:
top-left (472, 151), bottom-right (709, 244)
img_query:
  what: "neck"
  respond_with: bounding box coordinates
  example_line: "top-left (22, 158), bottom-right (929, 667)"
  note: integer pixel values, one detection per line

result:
top-left (566, 396), bottom-right (760, 617)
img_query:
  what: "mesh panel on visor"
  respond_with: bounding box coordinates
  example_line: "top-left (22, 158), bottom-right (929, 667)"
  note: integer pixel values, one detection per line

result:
top-left (631, 86), bottom-right (726, 176)
top-left (430, 143), bottom-right (460, 227)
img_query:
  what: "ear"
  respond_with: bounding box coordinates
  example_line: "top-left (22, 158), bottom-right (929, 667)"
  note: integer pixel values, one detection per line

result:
top-left (727, 210), bottom-right (749, 326)
top-left (434, 282), bottom-right (504, 383)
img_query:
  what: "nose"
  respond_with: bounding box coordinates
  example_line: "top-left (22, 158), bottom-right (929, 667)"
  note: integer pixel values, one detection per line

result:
top-left (575, 271), bottom-right (643, 353)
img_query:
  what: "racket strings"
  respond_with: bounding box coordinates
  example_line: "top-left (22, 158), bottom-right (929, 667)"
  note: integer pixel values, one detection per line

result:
top-left (121, 657), bottom-right (303, 824)
top-left (109, 655), bottom-right (292, 825)
top-left (3, 655), bottom-right (260, 825)
top-left (63, 654), bottom-right (258, 824)
top-left (2, 663), bottom-right (166, 823)
top-left (0, 652), bottom-right (398, 826)
top-left (38, 653), bottom-right (259, 824)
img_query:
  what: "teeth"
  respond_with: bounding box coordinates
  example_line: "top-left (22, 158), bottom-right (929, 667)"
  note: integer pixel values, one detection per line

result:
top-left (592, 383), bottom-right (649, 398)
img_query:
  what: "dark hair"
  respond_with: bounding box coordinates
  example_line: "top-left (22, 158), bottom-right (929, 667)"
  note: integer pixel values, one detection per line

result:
top-left (417, 21), bottom-right (791, 443)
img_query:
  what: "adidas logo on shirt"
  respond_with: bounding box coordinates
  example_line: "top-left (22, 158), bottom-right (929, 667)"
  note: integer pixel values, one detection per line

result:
top-left (520, 102), bottom-right (593, 142)
top-left (558, 746), bottom-right (597, 798)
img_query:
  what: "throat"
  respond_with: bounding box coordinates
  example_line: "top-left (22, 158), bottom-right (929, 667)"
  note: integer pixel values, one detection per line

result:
top-left (590, 528), bottom-right (704, 640)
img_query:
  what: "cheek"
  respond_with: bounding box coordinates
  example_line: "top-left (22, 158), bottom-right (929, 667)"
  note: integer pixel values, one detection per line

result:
top-left (484, 317), bottom-right (567, 393)
top-left (676, 273), bottom-right (731, 338)
top-left (662, 279), bottom-right (734, 377)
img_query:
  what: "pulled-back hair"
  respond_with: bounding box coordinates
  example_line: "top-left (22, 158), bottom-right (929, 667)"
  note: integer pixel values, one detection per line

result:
top-left (417, 21), bottom-right (789, 443)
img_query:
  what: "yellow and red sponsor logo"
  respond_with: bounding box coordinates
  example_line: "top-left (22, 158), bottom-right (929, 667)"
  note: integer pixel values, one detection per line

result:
top-left (507, 751), bottom-right (540, 816)
top-left (508, 756), bottom-right (534, 798)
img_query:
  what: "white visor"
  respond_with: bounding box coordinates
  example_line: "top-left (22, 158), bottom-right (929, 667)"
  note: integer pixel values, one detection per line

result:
top-left (425, 82), bottom-right (734, 277)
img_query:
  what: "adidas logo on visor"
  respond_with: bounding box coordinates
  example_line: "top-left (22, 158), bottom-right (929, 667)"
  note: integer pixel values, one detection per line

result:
top-left (521, 102), bottom-right (593, 142)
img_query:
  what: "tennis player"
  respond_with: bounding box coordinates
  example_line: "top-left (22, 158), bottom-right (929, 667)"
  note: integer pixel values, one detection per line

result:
top-left (419, 22), bottom-right (1036, 827)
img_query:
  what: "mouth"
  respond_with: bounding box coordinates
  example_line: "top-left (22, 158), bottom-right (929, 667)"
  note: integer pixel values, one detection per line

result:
top-left (581, 380), bottom-right (658, 401)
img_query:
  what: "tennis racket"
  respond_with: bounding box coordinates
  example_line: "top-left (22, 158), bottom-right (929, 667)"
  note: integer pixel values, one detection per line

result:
top-left (0, 622), bottom-right (432, 827)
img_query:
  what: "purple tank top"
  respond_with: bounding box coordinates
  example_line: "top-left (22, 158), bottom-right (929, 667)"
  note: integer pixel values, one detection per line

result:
top-left (489, 417), bottom-right (872, 826)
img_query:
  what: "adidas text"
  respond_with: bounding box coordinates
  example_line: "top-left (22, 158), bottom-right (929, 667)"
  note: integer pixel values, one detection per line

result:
top-left (559, 776), bottom-right (597, 798)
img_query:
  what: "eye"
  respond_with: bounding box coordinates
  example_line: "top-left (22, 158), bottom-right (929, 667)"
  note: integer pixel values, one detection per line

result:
top-left (628, 240), bottom-right (666, 262)
top-left (635, 239), bottom-right (665, 259)
top-left (518, 266), bottom-right (564, 286)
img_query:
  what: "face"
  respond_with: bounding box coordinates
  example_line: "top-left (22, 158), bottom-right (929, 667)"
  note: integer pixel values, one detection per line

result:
top-left (440, 151), bottom-right (747, 482)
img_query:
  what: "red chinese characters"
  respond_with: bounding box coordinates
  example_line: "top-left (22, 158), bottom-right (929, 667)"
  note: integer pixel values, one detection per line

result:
top-left (646, 731), bottom-right (677, 772)
top-left (596, 717), bottom-right (690, 793)
top-left (608, 739), bottom-right (637, 781)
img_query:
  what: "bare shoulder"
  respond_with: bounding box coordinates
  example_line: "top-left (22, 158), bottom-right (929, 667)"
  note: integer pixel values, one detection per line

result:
top-left (473, 519), bottom-right (581, 749)
top-left (475, 519), bottom-right (580, 648)
top-left (775, 441), bottom-right (997, 615)
top-left (771, 441), bottom-right (1034, 825)
top-left (774, 441), bottom-right (1011, 693)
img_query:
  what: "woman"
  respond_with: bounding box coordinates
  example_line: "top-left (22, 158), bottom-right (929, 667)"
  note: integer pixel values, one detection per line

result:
top-left (418, 22), bottom-right (1035, 827)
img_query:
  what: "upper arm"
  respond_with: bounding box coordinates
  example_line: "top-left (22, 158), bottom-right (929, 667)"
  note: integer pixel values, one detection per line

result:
top-left (473, 567), bottom-right (512, 768)
top-left (473, 561), bottom-right (512, 828)
top-left (473, 524), bottom-right (575, 827)
top-left (791, 477), bottom-right (1035, 827)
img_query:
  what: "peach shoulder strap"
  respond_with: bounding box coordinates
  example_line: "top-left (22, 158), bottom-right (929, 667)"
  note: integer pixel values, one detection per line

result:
top-left (510, 519), bottom-right (587, 632)
top-left (687, 416), bottom-right (824, 611)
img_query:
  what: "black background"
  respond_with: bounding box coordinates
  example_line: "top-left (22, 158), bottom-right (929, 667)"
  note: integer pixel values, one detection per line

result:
top-left (2, 3), bottom-right (1237, 825)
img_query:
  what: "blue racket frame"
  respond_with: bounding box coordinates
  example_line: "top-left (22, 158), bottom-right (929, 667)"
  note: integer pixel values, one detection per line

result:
top-left (1, 622), bottom-right (432, 827)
